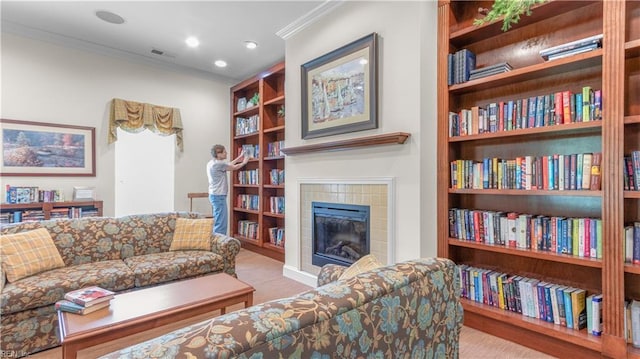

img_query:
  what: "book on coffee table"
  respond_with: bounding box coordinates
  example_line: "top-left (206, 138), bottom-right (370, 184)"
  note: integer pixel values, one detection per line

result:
top-left (64, 286), bottom-right (115, 307)
top-left (55, 299), bottom-right (110, 315)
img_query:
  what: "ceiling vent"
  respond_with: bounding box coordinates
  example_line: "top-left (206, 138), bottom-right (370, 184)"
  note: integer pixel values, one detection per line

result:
top-left (150, 48), bottom-right (176, 58)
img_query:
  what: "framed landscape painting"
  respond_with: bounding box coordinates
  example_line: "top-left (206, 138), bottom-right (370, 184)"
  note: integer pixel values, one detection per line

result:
top-left (1, 119), bottom-right (96, 176)
top-left (301, 33), bottom-right (378, 140)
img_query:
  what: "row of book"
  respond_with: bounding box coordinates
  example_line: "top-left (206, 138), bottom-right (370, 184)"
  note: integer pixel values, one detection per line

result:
top-left (269, 169), bottom-right (285, 185)
top-left (5, 186), bottom-right (65, 204)
top-left (55, 286), bottom-right (114, 315)
top-left (626, 300), bottom-right (640, 348)
top-left (624, 151), bottom-right (640, 191)
top-left (447, 48), bottom-right (476, 85)
top-left (237, 169), bottom-right (259, 185)
top-left (468, 62), bottom-right (512, 81)
top-left (457, 265), bottom-right (601, 334)
top-left (235, 115), bottom-right (259, 136)
top-left (267, 140), bottom-right (285, 158)
top-left (236, 194), bottom-right (259, 211)
top-left (448, 86), bottom-right (602, 137)
top-left (625, 223), bottom-right (640, 265)
top-left (449, 208), bottom-right (603, 259)
top-left (450, 152), bottom-right (602, 191)
top-left (269, 196), bottom-right (285, 214)
top-left (268, 227), bottom-right (285, 247)
top-left (239, 144), bottom-right (259, 159)
top-left (540, 34), bottom-right (603, 61)
top-left (0, 207), bottom-right (100, 227)
top-left (237, 220), bottom-right (258, 239)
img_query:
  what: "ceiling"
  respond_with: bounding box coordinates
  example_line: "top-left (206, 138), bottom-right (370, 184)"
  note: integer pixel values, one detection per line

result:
top-left (1, 1), bottom-right (331, 82)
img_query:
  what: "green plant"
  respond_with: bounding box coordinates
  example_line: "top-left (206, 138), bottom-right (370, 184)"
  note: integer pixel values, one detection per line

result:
top-left (474, 0), bottom-right (547, 32)
top-left (249, 92), bottom-right (260, 106)
top-left (277, 105), bottom-right (285, 118)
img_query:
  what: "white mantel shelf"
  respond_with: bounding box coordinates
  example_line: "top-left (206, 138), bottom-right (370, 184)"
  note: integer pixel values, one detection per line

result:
top-left (280, 132), bottom-right (411, 155)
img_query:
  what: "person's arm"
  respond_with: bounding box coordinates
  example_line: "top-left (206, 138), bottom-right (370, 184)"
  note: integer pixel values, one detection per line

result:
top-left (229, 151), bottom-right (245, 165)
top-left (226, 152), bottom-right (249, 171)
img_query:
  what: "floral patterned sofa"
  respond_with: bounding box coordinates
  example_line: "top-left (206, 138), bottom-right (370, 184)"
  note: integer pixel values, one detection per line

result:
top-left (100, 257), bottom-right (463, 359)
top-left (0, 212), bottom-right (240, 357)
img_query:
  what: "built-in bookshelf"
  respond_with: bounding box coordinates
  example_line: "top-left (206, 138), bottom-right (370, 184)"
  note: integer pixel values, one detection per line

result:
top-left (437, 1), bottom-right (640, 357)
top-left (0, 200), bottom-right (103, 227)
top-left (230, 61), bottom-right (285, 262)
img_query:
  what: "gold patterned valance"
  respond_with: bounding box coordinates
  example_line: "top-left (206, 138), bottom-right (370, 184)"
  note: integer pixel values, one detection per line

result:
top-left (108, 98), bottom-right (183, 151)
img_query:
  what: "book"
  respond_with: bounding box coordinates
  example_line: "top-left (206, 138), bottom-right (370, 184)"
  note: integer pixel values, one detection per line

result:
top-left (540, 34), bottom-right (603, 59)
top-left (55, 299), bottom-right (111, 315)
top-left (64, 286), bottom-right (115, 307)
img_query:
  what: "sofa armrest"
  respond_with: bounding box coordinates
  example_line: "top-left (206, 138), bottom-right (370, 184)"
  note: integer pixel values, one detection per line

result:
top-left (210, 234), bottom-right (241, 277)
top-left (316, 264), bottom-right (348, 286)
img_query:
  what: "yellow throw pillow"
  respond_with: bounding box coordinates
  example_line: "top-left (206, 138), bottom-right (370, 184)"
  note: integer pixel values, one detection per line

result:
top-left (170, 218), bottom-right (214, 251)
top-left (338, 254), bottom-right (383, 280)
top-left (0, 228), bottom-right (65, 283)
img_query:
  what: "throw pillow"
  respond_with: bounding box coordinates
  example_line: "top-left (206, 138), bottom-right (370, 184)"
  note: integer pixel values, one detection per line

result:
top-left (170, 218), bottom-right (214, 251)
top-left (338, 254), bottom-right (383, 280)
top-left (0, 228), bottom-right (65, 283)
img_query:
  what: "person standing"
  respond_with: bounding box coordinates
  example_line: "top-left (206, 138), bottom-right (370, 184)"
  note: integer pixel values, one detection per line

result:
top-left (207, 144), bottom-right (249, 235)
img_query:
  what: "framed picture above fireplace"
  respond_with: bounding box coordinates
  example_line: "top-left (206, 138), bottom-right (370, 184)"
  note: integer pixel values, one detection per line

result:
top-left (301, 33), bottom-right (378, 140)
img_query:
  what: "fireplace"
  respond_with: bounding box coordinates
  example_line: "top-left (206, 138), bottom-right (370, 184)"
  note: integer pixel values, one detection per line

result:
top-left (312, 201), bottom-right (370, 267)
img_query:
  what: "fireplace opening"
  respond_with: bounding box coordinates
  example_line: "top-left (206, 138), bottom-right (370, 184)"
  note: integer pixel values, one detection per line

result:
top-left (312, 201), bottom-right (370, 267)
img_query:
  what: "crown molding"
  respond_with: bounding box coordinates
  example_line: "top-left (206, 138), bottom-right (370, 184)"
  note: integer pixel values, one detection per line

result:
top-left (276, 0), bottom-right (344, 40)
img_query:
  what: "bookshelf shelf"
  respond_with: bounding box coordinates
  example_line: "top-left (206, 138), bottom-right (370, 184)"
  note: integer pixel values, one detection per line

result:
top-left (448, 189), bottom-right (602, 197)
top-left (231, 61), bottom-right (285, 262)
top-left (462, 299), bottom-right (602, 352)
top-left (449, 121), bottom-right (601, 142)
top-left (625, 264), bottom-right (640, 275)
top-left (625, 191), bottom-right (640, 199)
top-left (264, 95), bottom-right (285, 106)
top-left (233, 132), bottom-right (259, 140)
top-left (0, 200), bottom-right (103, 223)
top-left (264, 125), bottom-right (285, 134)
top-left (263, 212), bottom-right (285, 219)
top-left (438, 1), bottom-right (636, 356)
top-left (448, 50), bottom-right (603, 95)
top-left (625, 115), bottom-right (640, 125)
top-left (233, 208), bottom-right (259, 215)
top-left (449, 239), bottom-right (603, 268)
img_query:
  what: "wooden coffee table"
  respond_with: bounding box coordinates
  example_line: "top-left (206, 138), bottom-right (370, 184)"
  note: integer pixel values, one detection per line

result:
top-left (57, 273), bottom-right (254, 359)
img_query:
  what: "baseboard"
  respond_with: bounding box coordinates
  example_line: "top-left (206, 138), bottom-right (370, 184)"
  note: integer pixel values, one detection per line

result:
top-left (283, 265), bottom-right (317, 288)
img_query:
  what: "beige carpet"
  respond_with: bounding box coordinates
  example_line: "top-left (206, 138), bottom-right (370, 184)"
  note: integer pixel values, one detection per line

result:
top-left (30, 249), bottom-right (555, 358)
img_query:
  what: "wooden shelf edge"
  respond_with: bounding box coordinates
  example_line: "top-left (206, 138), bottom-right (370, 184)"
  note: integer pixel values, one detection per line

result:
top-left (449, 121), bottom-right (602, 142)
top-left (462, 300), bottom-right (602, 352)
top-left (281, 132), bottom-right (410, 155)
top-left (234, 132), bottom-right (259, 140)
top-left (263, 212), bottom-right (285, 219)
top-left (264, 125), bottom-right (285, 133)
top-left (449, 189), bottom-right (602, 197)
top-left (449, 238), bottom-right (602, 268)
top-left (625, 115), bottom-right (640, 125)
top-left (232, 207), bottom-right (259, 215)
top-left (626, 39), bottom-right (640, 59)
top-left (264, 95), bottom-right (285, 106)
top-left (624, 191), bottom-right (640, 199)
top-left (624, 263), bottom-right (640, 275)
top-left (263, 242), bottom-right (285, 253)
top-left (263, 185), bottom-right (284, 189)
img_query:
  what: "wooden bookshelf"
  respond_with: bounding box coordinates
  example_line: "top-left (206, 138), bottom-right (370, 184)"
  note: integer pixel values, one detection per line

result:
top-left (438, 1), bottom-right (639, 357)
top-left (230, 61), bottom-right (285, 262)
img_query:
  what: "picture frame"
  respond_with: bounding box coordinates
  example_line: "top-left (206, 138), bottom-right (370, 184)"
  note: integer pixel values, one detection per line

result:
top-left (73, 186), bottom-right (96, 201)
top-left (301, 32), bottom-right (378, 140)
top-left (1, 119), bottom-right (96, 176)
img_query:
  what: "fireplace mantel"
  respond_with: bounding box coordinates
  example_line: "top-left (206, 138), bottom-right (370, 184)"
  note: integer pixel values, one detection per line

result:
top-left (280, 132), bottom-right (410, 155)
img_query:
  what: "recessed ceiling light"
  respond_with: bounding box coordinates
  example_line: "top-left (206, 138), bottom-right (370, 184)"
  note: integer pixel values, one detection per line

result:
top-left (214, 60), bottom-right (227, 68)
top-left (185, 36), bottom-right (200, 48)
top-left (95, 10), bottom-right (125, 25)
top-left (244, 41), bottom-right (258, 50)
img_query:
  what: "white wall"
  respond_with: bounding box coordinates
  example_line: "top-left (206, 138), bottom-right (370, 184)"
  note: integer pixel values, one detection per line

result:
top-left (284, 1), bottom-right (439, 270)
top-left (1, 33), bottom-right (233, 216)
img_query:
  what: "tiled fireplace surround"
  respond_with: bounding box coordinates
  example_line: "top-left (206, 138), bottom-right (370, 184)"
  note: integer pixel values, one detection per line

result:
top-left (298, 178), bottom-right (395, 278)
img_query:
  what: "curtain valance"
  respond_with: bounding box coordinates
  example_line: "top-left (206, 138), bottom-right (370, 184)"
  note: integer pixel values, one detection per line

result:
top-left (108, 98), bottom-right (183, 151)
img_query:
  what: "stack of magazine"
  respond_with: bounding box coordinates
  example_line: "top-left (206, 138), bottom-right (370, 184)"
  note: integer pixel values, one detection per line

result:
top-left (468, 62), bottom-right (512, 81)
top-left (55, 286), bottom-right (115, 315)
top-left (540, 34), bottom-right (603, 61)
